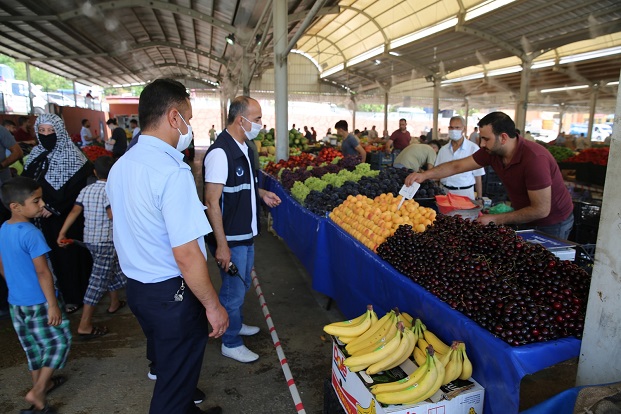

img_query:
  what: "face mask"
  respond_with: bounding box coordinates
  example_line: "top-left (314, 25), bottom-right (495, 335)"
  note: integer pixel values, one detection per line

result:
top-left (39, 133), bottom-right (57, 151)
top-left (241, 116), bottom-right (261, 140)
top-left (449, 129), bottom-right (463, 141)
top-left (176, 112), bottom-right (193, 151)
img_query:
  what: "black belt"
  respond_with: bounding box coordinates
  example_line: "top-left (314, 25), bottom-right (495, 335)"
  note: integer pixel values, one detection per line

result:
top-left (443, 184), bottom-right (474, 190)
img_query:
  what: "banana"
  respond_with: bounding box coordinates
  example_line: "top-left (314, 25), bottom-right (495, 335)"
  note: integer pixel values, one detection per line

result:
top-left (440, 347), bottom-right (453, 367)
top-left (423, 330), bottom-right (450, 355)
top-left (442, 342), bottom-right (463, 385)
top-left (350, 319), bottom-right (399, 357)
top-left (344, 330), bottom-right (402, 371)
top-left (384, 326), bottom-right (416, 371)
top-left (398, 312), bottom-right (413, 329)
top-left (412, 318), bottom-right (426, 336)
top-left (366, 323), bottom-right (413, 375)
top-left (325, 307), bottom-right (368, 328)
top-left (371, 349), bottom-right (430, 395)
top-left (459, 343), bottom-right (473, 380)
top-left (324, 308), bottom-right (373, 337)
top-left (374, 347), bottom-right (440, 405)
top-left (417, 337), bottom-right (430, 351)
top-left (345, 311), bottom-right (395, 354)
top-left (337, 335), bottom-right (358, 344)
top-left (413, 345), bottom-right (426, 367)
top-left (413, 352), bottom-right (445, 404)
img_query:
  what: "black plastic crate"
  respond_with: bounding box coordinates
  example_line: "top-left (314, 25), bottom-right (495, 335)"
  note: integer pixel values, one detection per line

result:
top-left (573, 200), bottom-right (602, 227)
top-left (573, 223), bottom-right (599, 245)
top-left (575, 163), bottom-right (607, 186)
top-left (574, 244), bottom-right (595, 274)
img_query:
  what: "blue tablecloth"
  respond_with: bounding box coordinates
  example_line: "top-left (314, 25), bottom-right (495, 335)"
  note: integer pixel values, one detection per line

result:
top-left (260, 174), bottom-right (582, 414)
top-left (261, 173), bottom-right (327, 286)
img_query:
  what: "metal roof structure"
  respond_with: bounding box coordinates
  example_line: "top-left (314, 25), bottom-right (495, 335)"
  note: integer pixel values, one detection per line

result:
top-left (0, 0), bottom-right (620, 110)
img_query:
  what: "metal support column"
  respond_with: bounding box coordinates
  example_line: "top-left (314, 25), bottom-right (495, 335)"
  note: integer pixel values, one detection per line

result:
top-left (586, 85), bottom-right (599, 143)
top-left (273, 0), bottom-right (289, 161)
top-left (25, 62), bottom-right (34, 115)
top-left (464, 98), bottom-right (470, 133)
top-left (433, 77), bottom-right (440, 139)
top-left (73, 81), bottom-right (78, 107)
top-left (351, 96), bottom-right (356, 131)
top-left (558, 103), bottom-right (565, 136)
top-left (220, 91), bottom-right (228, 131)
top-left (242, 51), bottom-right (251, 96)
top-left (576, 71), bottom-right (621, 386)
top-left (383, 91), bottom-right (389, 137)
top-left (515, 60), bottom-right (532, 133)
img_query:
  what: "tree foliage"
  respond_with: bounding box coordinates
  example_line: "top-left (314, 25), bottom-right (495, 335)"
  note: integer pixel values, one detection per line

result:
top-left (0, 53), bottom-right (73, 91)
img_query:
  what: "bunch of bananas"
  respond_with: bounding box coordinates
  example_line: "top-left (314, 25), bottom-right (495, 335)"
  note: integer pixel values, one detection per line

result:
top-left (414, 335), bottom-right (473, 385)
top-left (324, 308), bottom-right (416, 374)
top-left (324, 306), bottom-right (474, 387)
top-left (371, 346), bottom-right (445, 405)
top-left (323, 305), bottom-right (377, 340)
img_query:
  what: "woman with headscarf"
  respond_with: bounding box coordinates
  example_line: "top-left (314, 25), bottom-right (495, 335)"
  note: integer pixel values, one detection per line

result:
top-left (22, 114), bottom-right (94, 314)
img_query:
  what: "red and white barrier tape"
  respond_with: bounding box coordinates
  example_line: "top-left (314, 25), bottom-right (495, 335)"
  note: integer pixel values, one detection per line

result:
top-left (251, 268), bottom-right (306, 414)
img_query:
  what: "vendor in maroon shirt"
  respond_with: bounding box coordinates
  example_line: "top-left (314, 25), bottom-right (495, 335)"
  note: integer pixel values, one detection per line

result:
top-left (404, 112), bottom-right (574, 239)
top-left (385, 118), bottom-right (411, 153)
top-left (14, 116), bottom-right (37, 146)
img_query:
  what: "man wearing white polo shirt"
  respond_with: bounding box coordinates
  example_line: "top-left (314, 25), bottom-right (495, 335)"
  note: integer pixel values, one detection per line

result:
top-left (107, 78), bottom-right (227, 414)
top-left (435, 116), bottom-right (485, 200)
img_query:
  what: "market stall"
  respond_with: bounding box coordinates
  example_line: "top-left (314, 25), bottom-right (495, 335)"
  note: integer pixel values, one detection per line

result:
top-left (261, 172), bottom-right (584, 414)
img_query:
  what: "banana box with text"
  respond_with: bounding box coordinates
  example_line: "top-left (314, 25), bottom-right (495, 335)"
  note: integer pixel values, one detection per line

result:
top-left (331, 338), bottom-right (485, 414)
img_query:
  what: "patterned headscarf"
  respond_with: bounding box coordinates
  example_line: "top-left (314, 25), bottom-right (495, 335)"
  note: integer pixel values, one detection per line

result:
top-left (25, 113), bottom-right (88, 190)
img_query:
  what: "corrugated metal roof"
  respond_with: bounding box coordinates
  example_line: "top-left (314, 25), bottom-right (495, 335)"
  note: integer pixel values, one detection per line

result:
top-left (0, 0), bottom-right (619, 109)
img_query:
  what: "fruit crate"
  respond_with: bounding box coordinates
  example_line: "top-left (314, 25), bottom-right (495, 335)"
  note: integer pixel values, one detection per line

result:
top-left (574, 244), bottom-right (595, 274)
top-left (575, 163), bottom-right (607, 186)
top-left (573, 200), bottom-right (602, 227)
top-left (368, 152), bottom-right (395, 170)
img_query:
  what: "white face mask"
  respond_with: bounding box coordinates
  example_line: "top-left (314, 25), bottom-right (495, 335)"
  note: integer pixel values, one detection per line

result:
top-left (176, 112), bottom-right (193, 151)
top-left (241, 116), bottom-right (261, 140)
top-left (449, 129), bottom-right (463, 141)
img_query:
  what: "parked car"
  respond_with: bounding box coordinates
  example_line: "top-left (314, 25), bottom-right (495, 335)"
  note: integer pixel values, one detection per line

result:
top-left (568, 123), bottom-right (612, 142)
top-left (0, 79), bottom-right (46, 114)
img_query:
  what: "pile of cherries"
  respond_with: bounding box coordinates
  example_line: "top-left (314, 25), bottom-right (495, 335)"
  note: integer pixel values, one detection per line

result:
top-left (377, 215), bottom-right (591, 346)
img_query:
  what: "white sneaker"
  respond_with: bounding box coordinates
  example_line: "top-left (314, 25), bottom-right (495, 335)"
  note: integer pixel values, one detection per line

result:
top-left (239, 324), bottom-right (260, 336)
top-left (221, 344), bottom-right (259, 363)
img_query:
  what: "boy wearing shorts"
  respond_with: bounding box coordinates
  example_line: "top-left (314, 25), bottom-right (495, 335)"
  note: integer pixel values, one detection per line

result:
top-left (0, 176), bottom-right (72, 414)
top-left (57, 156), bottom-right (127, 339)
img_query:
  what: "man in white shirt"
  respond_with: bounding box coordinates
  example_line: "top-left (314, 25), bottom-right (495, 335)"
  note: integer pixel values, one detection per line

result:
top-left (436, 116), bottom-right (485, 200)
top-left (469, 126), bottom-right (480, 146)
top-left (107, 78), bottom-right (227, 414)
top-left (129, 118), bottom-right (140, 140)
top-left (203, 96), bottom-right (281, 363)
top-left (80, 119), bottom-right (98, 147)
top-left (208, 125), bottom-right (216, 145)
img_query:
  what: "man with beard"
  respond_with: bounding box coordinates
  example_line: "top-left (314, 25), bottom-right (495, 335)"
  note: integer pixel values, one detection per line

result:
top-left (405, 112), bottom-right (573, 239)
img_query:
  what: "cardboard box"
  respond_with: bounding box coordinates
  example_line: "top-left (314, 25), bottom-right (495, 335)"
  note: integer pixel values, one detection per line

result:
top-left (331, 339), bottom-right (485, 414)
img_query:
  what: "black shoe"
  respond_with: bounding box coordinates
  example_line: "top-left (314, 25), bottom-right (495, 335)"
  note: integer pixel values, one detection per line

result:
top-left (193, 388), bottom-right (206, 405)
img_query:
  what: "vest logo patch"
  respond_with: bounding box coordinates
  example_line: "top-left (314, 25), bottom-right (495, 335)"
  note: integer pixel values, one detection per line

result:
top-left (236, 166), bottom-right (244, 177)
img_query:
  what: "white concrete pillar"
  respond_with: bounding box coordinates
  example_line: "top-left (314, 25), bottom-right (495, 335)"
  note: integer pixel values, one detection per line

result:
top-left (515, 60), bottom-right (532, 133)
top-left (558, 103), bottom-right (565, 136)
top-left (72, 81), bottom-right (78, 108)
top-left (576, 71), bottom-right (621, 385)
top-left (273, 0), bottom-right (289, 162)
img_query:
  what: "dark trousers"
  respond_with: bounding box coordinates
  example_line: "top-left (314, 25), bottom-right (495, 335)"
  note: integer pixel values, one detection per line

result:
top-left (127, 277), bottom-right (209, 414)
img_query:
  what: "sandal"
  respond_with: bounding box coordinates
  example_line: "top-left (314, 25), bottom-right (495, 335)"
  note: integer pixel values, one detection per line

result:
top-left (65, 304), bottom-right (82, 314)
top-left (107, 300), bottom-right (127, 314)
top-left (78, 326), bottom-right (108, 341)
top-left (20, 404), bottom-right (57, 414)
top-left (46, 375), bottom-right (67, 394)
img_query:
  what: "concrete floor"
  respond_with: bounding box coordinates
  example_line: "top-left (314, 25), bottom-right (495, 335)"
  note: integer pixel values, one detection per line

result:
top-left (0, 150), bottom-right (579, 413)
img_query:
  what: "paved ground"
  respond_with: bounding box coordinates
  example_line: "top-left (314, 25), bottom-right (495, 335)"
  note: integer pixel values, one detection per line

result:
top-left (0, 149), bottom-right (578, 413)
